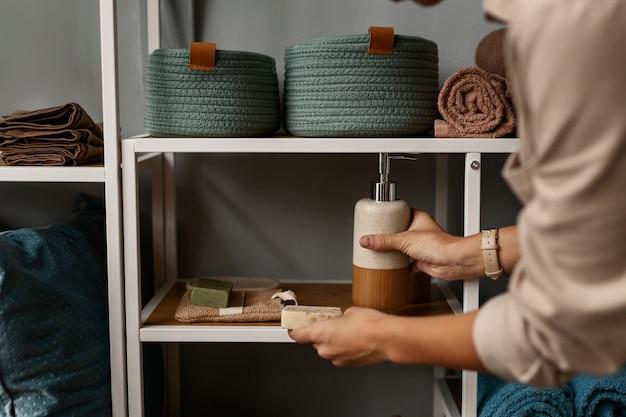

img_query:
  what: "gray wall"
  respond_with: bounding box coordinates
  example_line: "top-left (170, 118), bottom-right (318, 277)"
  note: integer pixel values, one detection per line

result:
top-left (0, 1), bottom-right (520, 416)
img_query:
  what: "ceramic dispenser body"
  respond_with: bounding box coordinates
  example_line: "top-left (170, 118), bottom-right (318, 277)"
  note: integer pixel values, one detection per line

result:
top-left (352, 198), bottom-right (411, 312)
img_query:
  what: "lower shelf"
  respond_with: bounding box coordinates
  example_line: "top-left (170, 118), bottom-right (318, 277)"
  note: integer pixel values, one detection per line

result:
top-left (140, 281), bottom-right (453, 343)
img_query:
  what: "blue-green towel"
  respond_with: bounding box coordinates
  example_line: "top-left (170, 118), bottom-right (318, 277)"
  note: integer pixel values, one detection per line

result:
top-left (569, 367), bottom-right (626, 417)
top-left (0, 195), bottom-right (111, 417)
top-left (478, 374), bottom-right (574, 417)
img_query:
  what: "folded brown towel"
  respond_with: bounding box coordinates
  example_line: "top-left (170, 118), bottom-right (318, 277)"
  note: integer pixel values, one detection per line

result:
top-left (475, 29), bottom-right (507, 78)
top-left (437, 67), bottom-right (515, 138)
top-left (0, 103), bottom-right (103, 166)
top-left (175, 289), bottom-right (286, 323)
top-left (435, 119), bottom-right (497, 138)
top-left (0, 142), bottom-right (103, 166)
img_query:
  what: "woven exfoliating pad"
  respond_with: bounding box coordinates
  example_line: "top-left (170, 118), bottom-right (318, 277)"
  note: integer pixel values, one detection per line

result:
top-left (284, 33), bottom-right (439, 137)
top-left (175, 289), bottom-right (284, 323)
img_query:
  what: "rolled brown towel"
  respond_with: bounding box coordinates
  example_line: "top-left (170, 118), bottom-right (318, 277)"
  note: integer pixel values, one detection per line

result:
top-left (0, 103), bottom-right (103, 166)
top-left (475, 29), bottom-right (507, 78)
top-left (437, 67), bottom-right (515, 138)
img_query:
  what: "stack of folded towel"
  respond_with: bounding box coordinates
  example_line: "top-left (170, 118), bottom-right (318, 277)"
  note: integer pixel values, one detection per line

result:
top-left (435, 28), bottom-right (516, 139)
top-left (0, 103), bottom-right (104, 166)
top-left (479, 367), bottom-right (626, 417)
top-left (478, 374), bottom-right (575, 417)
top-left (570, 367), bottom-right (626, 417)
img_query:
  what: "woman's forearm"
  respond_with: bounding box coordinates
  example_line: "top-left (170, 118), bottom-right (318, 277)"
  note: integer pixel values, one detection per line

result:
top-left (453, 225), bottom-right (519, 277)
top-left (379, 311), bottom-right (486, 370)
top-left (375, 225), bottom-right (519, 369)
top-left (497, 225), bottom-right (519, 274)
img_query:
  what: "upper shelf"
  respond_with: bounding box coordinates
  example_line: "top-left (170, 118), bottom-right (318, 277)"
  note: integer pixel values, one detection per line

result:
top-left (0, 165), bottom-right (106, 183)
top-left (124, 135), bottom-right (520, 154)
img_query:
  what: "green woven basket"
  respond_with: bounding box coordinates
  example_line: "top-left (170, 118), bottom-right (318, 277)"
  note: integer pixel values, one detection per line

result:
top-left (284, 34), bottom-right (439, 137)
top-left (145, 49), bottom-right (280, 137)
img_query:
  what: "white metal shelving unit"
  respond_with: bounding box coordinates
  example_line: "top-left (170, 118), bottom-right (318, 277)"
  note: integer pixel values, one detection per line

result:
top-left (122, 139), bottom-right (518, 417)
top-left (0, 2), bottom-right (126, 415)
top-left (109, 0), bottom-right (521, 416)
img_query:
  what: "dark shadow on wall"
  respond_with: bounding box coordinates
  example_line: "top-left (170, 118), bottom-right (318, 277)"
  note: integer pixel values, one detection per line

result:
top-left (174, 153), bottom-right (436, 281)
top-left (180, 343), bottom-right (434, 417)
top-left (192, 0), bottom-right (209, 42)
top-left (479, 153), bottom-right (522, 303)
top-left (0, 183), bottom-right (103, 230)
top-left (197, 173), bottom-right (307, 276)
top-left (161, 0), bottom-right (194, 48)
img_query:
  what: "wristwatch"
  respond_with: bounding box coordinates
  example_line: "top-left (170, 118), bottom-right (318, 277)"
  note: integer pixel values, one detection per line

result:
top-left (481, 229), bottom-right (503, 280)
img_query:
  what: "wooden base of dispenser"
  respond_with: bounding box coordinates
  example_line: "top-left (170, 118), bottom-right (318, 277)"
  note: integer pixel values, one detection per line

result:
top-left (352, 264), bottom-right (410, 313)
top-left (408, 272), bottom-right (432, 304)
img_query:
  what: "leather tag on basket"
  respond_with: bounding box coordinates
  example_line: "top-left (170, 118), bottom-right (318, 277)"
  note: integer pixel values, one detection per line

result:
top-left (368, 27), bottom-right (395, 55)
top-left (189, 42), bottom-right (216, 71)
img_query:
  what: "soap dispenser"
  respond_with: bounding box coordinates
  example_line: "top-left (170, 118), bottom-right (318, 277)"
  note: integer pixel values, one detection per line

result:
top-left (352, 153), bottom-right (412, 313)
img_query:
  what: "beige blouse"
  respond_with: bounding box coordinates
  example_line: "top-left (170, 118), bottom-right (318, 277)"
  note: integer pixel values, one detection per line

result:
top-left (473, 0), bottom-right (626, 386)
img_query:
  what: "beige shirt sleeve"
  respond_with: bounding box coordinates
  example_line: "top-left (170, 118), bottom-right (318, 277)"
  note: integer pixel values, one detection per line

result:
top-left (474, 0), bottom-right (626, 387)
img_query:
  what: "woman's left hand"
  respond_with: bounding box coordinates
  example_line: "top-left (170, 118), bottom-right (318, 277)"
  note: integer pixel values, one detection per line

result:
top-left (289, 306), bottom-right (391, 367)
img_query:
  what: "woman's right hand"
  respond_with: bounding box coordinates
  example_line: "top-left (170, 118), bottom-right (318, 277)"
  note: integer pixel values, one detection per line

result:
top-left (359, 210), bottom-right (485, 281)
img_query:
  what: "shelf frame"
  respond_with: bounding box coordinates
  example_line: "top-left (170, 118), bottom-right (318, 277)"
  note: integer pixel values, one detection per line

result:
top-left (122, 135), bottom-right (504, 417)
top-left (117, 0), bottom-right (518, 414)
top-left (99, 0), bottom-right (127, 416)
top-left (0, 165), bottom-right (106, 183)
top-left (2, 2), bottom-right (126, 416)
top-left (461, 153), bottom-right (481, 417)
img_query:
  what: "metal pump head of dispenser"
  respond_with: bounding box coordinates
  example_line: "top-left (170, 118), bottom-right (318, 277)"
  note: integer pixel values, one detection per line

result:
top-left (371, 153), bottom-right (419, 202)
top-left (372, 153), bottom-right (396, 202)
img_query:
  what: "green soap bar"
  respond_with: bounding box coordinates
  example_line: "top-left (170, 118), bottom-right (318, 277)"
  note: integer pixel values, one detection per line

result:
top-left (189, 279), bottom-right (233, 308)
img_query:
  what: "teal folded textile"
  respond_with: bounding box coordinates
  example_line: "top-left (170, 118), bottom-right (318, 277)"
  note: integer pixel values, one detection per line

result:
top-left (478, 374), bottom-right (574, 417)
top-left (0, 195), bottom-right (111, 417)
top-left (569, 367), bottom-right (626, 417)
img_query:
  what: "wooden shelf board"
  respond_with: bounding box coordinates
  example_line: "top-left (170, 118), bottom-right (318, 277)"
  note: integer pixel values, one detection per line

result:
top-left (145, 281), bottom-right (453, 327)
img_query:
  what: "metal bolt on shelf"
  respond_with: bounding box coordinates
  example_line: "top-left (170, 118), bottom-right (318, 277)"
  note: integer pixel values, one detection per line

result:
top-left (470, 161), bottom-right (481, 170)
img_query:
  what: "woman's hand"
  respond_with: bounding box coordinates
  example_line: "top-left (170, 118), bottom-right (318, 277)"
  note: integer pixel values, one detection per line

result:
top-left (289, 307), bottom-right (391, 367)
top-left (360, 210), bottom-right (485, 280)
top-left (290, 307), bottom-right (486, 371)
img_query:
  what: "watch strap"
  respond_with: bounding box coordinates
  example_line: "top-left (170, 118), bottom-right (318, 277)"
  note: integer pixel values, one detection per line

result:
top-left (481, 229), bottom-right (503, 280)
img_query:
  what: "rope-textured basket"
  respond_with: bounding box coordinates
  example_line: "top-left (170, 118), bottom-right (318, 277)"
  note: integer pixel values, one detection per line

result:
top-left (145, 49), bottom-right (280, 137)
top-left (284, 34), bottom-right (439, 137)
